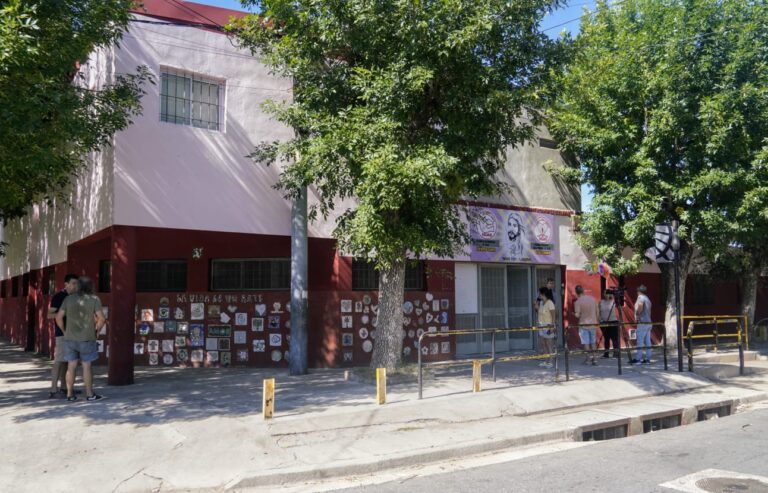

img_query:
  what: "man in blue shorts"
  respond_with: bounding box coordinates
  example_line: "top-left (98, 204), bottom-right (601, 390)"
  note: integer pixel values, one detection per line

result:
top-left (573, 285), bottom-right (600, 365)
top-left (55, 277), bottom-right (106, 402)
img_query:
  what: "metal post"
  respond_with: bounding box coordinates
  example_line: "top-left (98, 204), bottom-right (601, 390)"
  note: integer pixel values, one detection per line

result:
top-left (687, 328), bottom-right (694, 372)
top-left (491, 330), bottom-right (497, 382)
top-left (417, 337), bottom-right (423, 400)
top-left (554, 328), bottom-right (559, 380)
top-left (289, 186), bottom-right (308, 375)
top-left (663, 324), bottom-right (668, 371)
top-left (739, 339), bottom-right (745, 376)
top-left (673, 232), bottom-right (684, 372)
top-left (564, 329), bottom-right (570, 382)
top-left (472, 360), bottom-right (482, 392)
top-left (616, 312), bottom-right (624, 376)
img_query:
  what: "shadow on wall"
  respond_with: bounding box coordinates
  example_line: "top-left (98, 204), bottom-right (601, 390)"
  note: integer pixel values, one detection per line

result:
top-left (113, 38), bottom-right (301, 236)
top-left (3, 145), bottom-right (114, 278)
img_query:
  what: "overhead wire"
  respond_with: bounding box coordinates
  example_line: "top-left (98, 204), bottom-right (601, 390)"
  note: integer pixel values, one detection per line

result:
top-left (543, 0), bottom-right (628, 32)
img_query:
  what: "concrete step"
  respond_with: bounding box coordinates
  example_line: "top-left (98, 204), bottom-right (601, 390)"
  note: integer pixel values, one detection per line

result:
top-left (692, 350), bottom-right (762, 364)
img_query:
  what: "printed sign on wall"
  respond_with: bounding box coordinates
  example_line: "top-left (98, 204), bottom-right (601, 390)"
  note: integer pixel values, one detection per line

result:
top-left (468, 207), bottom-right (558, 263)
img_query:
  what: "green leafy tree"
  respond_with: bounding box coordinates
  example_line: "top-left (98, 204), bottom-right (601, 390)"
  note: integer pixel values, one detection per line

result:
top-left (0, 0), bottom-right (151, 221)
top-left (546, 0), bottom-right (768, 341)
top-left (233, 0), bottom-right (563, 368)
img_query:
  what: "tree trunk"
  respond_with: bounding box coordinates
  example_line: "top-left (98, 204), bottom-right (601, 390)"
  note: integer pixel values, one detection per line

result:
top-left (370, 257), bottom-right (406, 370)
top-left (739, 266), bottom-right (758, 343)
top-left (661, 242), bottom-right (692, 346)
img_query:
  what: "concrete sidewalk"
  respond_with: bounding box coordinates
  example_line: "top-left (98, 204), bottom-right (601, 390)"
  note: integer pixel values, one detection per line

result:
top-left (2, 340), bottom-right (768, 493)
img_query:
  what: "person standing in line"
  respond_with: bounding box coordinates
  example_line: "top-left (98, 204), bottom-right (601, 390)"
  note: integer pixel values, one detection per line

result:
top-left (573, 285), bottom-right (600, 365)
top-left (55, 277), bottom-right (106, 401)
top-left (535, 287), bottom-right (557, 368)
top-left (47, 274), bottom-right (79, 398)
top-left (632, 284), bottom-right (653, 365)
top-left (599, 291), bottom-right (620, 358)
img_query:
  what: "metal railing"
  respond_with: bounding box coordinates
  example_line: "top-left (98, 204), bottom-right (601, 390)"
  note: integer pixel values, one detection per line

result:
top-left (682, 316), bottom-right (746, 374)
top-left (563, 322), bottom-right (668, 380)
top-left (417, 326), bottom-right (558, 399)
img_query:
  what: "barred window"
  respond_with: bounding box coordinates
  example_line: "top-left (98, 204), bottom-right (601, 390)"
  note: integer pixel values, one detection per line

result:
top-left (689, 275), bottom-right (715, 306)
top-left (352, 259), bottom-right (425, 291)
top-left (211, 259), bottom-right (290, 291)
top-left (43, 269), bottom-right (55, 295)
top-left (136, 260), bottom-right (187, 292)
top-left (160, 69), bottom-right (222, 130)
top-left (99, 260), bottom-right (111, 293)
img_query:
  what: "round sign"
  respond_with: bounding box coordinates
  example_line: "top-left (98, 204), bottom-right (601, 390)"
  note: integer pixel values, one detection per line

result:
top-left (362, 340), bottom-right (373, 353)
top-left (359, 327), bottom-right (369, 339)
top-left (163, 354), bottom-right (173, 365)
top-left (271, 350), bottom-right (282, 362)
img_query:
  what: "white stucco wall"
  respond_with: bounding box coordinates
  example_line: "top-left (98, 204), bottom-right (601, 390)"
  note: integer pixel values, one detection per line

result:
top-left (113, 17), bottom-right (300, 236)
top-left (0, 47), bottom-right (116, 278)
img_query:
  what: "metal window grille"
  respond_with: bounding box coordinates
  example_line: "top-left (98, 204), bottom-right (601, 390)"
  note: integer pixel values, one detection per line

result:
top-left (136, 260), bottom-right (187, 292)
top-left (539, 137), bottom-right (559, 149)
top-left (99, 260), bottom-right (111, 293)
top-left (211, 259), bottom-right (290, 291)
top-left (160, 69), bottom-right (222, 130)
top-left (352, 259), bottom-right (425, 291)
top-left (41, 269), bottom-right (55, 295)
top-left (689, 275), bottom-right (715, 305)
top-left (404, 260), bottom-right (425, 291)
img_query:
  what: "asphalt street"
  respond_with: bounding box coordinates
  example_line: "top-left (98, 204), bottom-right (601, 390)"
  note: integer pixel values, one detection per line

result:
top-left (335, 405), bottom-right (768, 493)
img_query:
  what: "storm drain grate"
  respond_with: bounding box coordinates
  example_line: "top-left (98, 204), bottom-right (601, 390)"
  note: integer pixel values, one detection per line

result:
top-left (698, 405), bottom-right (731, 421)
top-left (643, 414), bottom-right (681, 433)
top-left (695, 477), bottom-right (768, 492)
top-left (582, 424), bottom-right (627, 441)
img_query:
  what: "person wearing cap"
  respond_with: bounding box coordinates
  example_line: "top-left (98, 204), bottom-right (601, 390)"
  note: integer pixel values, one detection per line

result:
top-left (632, 285), bottom-right (653, 364)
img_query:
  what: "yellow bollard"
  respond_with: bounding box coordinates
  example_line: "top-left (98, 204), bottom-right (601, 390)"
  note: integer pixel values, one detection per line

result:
top-left (376, 368), bottom-right (387, 405)
top-left (263, 378), bottom-right (275, 419)
top-left (472, 360), bottom-right (482, 393)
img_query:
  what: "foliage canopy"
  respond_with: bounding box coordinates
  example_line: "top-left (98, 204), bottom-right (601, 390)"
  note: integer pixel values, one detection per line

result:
top-left (0, 0), bottom-right (150, 221)
top-left (234, 0), bottom-right (563, 268)
top-left (547, 0), bottom-right (768, 276)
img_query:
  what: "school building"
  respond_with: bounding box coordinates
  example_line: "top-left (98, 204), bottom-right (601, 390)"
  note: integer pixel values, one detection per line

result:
top-left (1, 0), bottom-right (765, 384)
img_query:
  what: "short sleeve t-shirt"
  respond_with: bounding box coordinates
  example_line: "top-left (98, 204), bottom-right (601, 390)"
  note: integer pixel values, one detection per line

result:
top-left (538, 300), bottom-right (556, 325)
top-left (61, 294), bottom-right (102, 342)
top-left (50, 290), bottom-right (68, 337)
top-left (635, 294), bottom-right (652, 323)
top-left (574, 295), bottom-right (600, 326)
top-left (599, 300), bottom-right (617, 322)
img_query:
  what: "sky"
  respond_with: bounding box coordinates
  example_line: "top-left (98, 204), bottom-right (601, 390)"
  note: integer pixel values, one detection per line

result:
top-left (191, 0), bottom-right (597, 210)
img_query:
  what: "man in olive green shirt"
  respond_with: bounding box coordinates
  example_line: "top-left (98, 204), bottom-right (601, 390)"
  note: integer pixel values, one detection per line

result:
top-left (55, 277), bottom-right (106, 402)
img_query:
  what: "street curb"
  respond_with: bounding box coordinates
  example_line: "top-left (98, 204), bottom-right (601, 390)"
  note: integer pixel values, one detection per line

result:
top-left (222, 389), bottom-right (768, 491)
top-left (224, 428), bottom-right (573, 490)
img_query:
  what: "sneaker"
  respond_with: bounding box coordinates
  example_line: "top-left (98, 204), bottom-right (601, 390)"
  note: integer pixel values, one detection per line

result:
top-left (538, 361), bottom-right (547, 367)
top-left (629, 358), bottom-right (640, 365)
top-left (591, 360), bottom-right (597, 366)
top-left (602, 353), bottom-right (610, 358)
top-left (641, 359), bottom-right (651, 365)
top-left (86, 394), bottom-right (103, 402)
top-left (544, 362), bottom-right (554, 368)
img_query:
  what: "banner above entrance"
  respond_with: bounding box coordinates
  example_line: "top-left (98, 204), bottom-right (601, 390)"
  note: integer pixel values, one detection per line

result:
top-left (468, 207), bottom-right (559, 263)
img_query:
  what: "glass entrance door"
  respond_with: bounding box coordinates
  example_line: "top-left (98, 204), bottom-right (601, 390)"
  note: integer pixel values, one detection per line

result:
top-left (507, 266), bottom-right (533, 349)
top-left (480, 265), bottom-right (509, 352)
